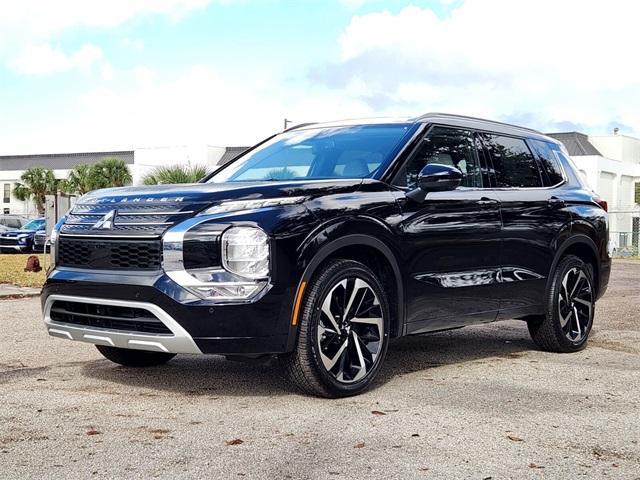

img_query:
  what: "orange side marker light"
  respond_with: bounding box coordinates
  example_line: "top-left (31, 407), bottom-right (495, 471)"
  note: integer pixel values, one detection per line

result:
top-left (291, 281), bottom-right (307, 326)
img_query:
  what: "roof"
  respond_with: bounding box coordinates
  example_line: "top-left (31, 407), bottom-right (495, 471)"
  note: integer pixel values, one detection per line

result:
top-left (0, 150), bottom-right (134, 172)
top-left (218, 146), bottom-right (250, 165)
top-left (546, 132), bottom-right (602, 156)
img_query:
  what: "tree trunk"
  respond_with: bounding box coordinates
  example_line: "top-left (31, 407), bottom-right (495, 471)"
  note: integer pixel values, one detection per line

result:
top-left (35, 195), bottom-right (45, 216)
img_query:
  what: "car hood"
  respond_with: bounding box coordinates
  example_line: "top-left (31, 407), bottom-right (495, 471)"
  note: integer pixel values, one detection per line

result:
top-left (77, 179), bottom-right (366, 211)
top-left (0, 229), bottom-right (36, 237)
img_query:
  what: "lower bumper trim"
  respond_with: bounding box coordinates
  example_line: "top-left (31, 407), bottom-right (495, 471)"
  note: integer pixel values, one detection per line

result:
top-left (43, 295), bottom-right (202, 355)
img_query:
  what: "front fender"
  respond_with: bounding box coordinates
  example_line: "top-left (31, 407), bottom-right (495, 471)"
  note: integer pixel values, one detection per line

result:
top-left (288, 217), bottom-right (406, 342)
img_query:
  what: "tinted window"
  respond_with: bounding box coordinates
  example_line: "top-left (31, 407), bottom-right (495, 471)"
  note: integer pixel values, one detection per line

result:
top-left (529, 139), bottom-right (565, 186)
top-left (481, 134), bottom-right (542, 188)
top-left (21, 219), bottom-right (45, 231)
top-left (4, 218), bottom-right (21, 228)
top-left (400, 127), bottom-right (482, 188)
top-left (208, 125), bottom-right (412, 182)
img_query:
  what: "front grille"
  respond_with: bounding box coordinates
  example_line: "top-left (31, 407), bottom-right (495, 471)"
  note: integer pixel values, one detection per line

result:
top-left (58, 238), bottom-right (162, 270)
top-left (0, 237), bottom-right (18, 246)
top-left (34, 233), bottom-right (46, 246)
top-left (60, 201), bottom-right (208, 238)
top-left (49, 300), bottom-right (172, 335)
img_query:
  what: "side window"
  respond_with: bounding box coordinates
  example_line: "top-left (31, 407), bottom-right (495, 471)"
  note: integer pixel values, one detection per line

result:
top-left (529, 139), bottom-right (565, 186)
top-left (481, 134), bottom-right (542, 188)
top-left (401, 127), bottom-right (482, 188)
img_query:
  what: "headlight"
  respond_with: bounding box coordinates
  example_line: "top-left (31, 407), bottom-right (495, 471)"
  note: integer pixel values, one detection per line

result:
top-left (17, 234), bottom-right (29, 243)
top-left (221, 226), bottom-right (269, 279)
top-left (162, 219), bottom-right (272, 303)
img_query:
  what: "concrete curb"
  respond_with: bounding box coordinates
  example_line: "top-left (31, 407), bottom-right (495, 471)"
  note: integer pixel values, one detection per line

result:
top-left (0, 284), bottom-right (41, 300)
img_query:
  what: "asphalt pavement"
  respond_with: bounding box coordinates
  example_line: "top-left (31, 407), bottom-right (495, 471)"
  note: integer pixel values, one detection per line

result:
top-left (1, 260), bottom-right (639, 479)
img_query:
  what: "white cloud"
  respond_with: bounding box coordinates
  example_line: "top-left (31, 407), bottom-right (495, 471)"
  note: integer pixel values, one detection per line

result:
top-left (0, 0), bottom-right (211, 39)
top-left (0, 64), bottom-right (373, 153)
top-left (100, 63), bottom-right (115, 81)
top-left (10, 43), bottom-right (103, 75)
top-left (120, 38), bottom-right (145, 52)
top-left (317, 0), bottom-right (640, 135)
top-left (0, 0), bottom-right (213, 75)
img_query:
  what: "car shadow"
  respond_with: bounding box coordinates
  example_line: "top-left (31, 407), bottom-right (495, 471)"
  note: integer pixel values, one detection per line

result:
top-left (81, 320), bottom-right (536, 398)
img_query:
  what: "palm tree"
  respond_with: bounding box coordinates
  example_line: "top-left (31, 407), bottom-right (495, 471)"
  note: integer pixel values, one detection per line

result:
top-left (59, 164), bottom-right (94, 195)
top-left (142, 165), bottom-right (208, 185)
top-left (89, 157), bottom-right (132, 190)
top-left (13, 167), bottom-right (57, 215)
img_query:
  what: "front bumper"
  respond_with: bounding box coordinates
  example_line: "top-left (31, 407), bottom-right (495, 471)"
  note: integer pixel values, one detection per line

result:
top-left (43, 294), bottom-right (202, 354)
top-left (41, 268), bottom-right (296, 355)
top-left (0, 243), bottom-right (29, 252)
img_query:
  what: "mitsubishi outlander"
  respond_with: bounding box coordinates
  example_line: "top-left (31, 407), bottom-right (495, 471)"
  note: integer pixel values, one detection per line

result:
top-left (42, 113), bottom-right (610, 397)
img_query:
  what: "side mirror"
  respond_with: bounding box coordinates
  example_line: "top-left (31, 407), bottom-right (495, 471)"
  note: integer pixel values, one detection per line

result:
top-left (406, 163), bottom-right (463, 202)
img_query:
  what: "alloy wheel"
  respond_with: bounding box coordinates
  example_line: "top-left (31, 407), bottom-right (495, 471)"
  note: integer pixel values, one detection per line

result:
top-left (317, 277), bottom-right (384, 383)
top-left (558, 267), bottom-right (593, 343)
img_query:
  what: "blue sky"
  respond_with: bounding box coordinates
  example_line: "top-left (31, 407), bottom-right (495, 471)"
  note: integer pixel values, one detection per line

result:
top-left (0, 0), bottom-right (638, 154)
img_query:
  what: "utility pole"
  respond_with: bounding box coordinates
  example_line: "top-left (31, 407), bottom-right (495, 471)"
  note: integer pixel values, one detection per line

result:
top-left (283, 118), bottom-right (293, 130)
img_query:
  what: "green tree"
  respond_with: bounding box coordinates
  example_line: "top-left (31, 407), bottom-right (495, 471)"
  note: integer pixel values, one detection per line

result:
top-left (13, 167), bottom-right (57, 215)
top-left (59, 164), bottom-right (94, 195)
top-left (142, 164), bottom-right (208, 185)
top-left (265, 166), bottom-right (297, 180)
top-left (89, 157), bottom-right (132, 189)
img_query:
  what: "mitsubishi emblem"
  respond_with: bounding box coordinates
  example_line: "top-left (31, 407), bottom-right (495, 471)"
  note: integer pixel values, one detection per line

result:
top-left (92, 210), bottom-right (116, 230)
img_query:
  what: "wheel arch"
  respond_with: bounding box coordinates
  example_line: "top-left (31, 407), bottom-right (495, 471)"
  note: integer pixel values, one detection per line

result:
top-left (549, 234), bottom-right (601, 297)
top-left (295, 231), bottom-right (406, 339)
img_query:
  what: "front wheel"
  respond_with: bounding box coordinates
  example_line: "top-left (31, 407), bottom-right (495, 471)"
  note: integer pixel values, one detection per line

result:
top-left (280, 259), bottom-right (390, 398)
top-left (527, 255), bottom-right (595, 352)
top-left (96, 345), bottom-right (176, 367)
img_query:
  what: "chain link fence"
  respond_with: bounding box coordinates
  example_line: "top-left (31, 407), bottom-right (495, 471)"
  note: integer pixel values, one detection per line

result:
top-left (609, 209), bottom-right (639, 258)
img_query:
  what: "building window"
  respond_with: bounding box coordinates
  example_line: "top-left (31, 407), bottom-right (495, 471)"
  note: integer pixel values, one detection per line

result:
top-left (3, 184), bottom-right (9, 203)
top-left (3, 208), bottom-right (9, 214)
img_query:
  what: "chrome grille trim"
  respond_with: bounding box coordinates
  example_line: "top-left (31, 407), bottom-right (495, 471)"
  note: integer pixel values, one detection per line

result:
top-left (66, 210), bottom-right (195, 216)
top-left (60, 201), bottom-right (207, 238)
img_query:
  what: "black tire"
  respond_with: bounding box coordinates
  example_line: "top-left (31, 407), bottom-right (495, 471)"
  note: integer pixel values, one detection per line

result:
top-left (95, 345), bottom-right (176, 367)
top-left (527, 255), bottom-right (595, 353)
top-left (279, 259), bottom-right (390, 398)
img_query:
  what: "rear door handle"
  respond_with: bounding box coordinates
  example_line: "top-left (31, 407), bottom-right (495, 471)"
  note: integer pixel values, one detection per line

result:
top-left (478, 197), bottom-right (499, 207)
top-left (548, 196), bottom-right (566, 208)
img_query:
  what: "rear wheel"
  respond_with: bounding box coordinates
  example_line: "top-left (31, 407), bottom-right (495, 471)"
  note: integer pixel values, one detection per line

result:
top-left (527, 255), bottom-right (595, 352)
top-left (280, 259), bottom-right (390, 397)
top-left (95, 345), bottom-right (176, 367)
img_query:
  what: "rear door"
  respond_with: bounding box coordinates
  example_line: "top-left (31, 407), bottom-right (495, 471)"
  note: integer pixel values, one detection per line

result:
top-left (479, 133), bottom-right (572, 318)
top-left (393, 126), bottom-right (502, 333)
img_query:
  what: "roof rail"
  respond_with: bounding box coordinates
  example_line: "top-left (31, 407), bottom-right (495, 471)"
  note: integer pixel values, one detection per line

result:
top-left (283, 122), bottom-right (318, 132)
top-left (415, 112), bottom-right (543, 135)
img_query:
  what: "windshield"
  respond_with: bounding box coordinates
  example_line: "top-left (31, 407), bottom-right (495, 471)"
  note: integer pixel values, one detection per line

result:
top-left (208, 124), bottom-right (414, 183)
top-left (21, 219), bottom-right (45, 231)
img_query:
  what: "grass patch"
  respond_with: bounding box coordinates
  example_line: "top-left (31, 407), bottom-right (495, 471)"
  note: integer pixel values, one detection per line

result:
top-left (0, 253), bottom-right (47, 288)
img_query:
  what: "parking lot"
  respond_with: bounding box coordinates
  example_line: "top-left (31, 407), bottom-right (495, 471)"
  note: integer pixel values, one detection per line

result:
top-left (1, 260), bottom-right (639, 479)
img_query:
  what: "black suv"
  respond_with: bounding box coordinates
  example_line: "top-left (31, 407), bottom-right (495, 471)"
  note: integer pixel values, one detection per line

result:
top-left (42, 113), bottom-right (610, 397)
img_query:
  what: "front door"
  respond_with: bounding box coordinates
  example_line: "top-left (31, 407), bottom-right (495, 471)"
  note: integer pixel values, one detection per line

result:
top-left (392, 126), bottom-right (502, 334)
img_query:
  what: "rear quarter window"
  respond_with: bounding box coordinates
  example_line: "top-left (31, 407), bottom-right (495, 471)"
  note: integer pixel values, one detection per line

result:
top-left (529, 139), bottom-right (565, 186)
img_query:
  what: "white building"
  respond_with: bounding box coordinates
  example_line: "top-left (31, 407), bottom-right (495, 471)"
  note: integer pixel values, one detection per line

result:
top-left (0, 145), bottom-right (247, 216)
top-left (549, 131), bottom-right (640, 251)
